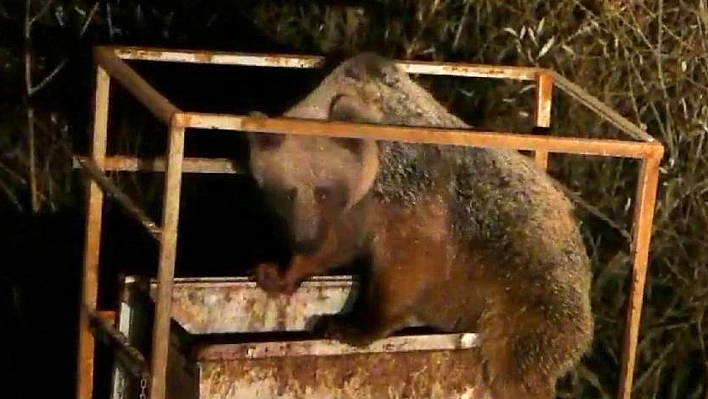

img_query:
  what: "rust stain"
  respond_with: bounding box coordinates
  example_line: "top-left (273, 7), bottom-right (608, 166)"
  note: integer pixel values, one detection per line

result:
top-left (154, 277), bottom-right (357, 334)
top-left (195, 52), bottom-right (214, 63)
top-left (129, 49), bottom-right (167, 60)
top-left (264, 56), bottom-right (287, 66)
top-left (242, 115), bottom-right (269, 131)
top-left (437, 64), bottom-right (535, 80)
top-left (276, 295), bottom-right (289, 331)
top-left (261, 55), bottom-right (319, 67)
top-left (198, 349), bottom-right (491, 398)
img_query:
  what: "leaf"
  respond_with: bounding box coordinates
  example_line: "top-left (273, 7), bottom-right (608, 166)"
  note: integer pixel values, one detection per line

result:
top-left (528, 27), bottom-right (537, 46)
top-left (519, 84), bottom-right (536, 94)
top-left (561, 44), bottom-right (576, 56)
top-left (538, 36), bottom-right (556, 58)
top-left (502, 27), bottom-right (518, 37)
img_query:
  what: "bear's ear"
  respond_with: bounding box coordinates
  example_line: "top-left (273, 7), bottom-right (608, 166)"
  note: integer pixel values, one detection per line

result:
top-left (247, 132), bottom-right (285, 152)
top-left (328, 92), bottom-right (383, 159)
top-left (328, 92), bottom-right (382, 157)
top-left (246, 111), bottom-right (285, 152)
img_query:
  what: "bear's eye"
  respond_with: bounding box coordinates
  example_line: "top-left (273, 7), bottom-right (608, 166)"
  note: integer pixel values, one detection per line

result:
top-left (315, 184), bottom-right (348, 207)
top-left (314, 186), bottom-right (330, 201)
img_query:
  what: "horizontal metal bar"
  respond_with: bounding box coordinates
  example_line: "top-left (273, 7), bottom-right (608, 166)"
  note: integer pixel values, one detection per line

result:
top-left (179, 112), bottom-right (663, 159)
top-left (87, 306), bottom-right (151, 381)
top-left (127, 274), bottom-right (358, 288)
top-left (550, 71), bottom-right (656, 143)
top-left (93, 47), bottom-right (180, 124)
top-left (74, 156), bottom-right (162, 240)
top-left (196, 333), bottom-right (479, 361)
top-left (85, 155), bottom-right (245, 174)
top-left (111, 45), bottom-right (325, 69)
top-left (397, 60), bottom-right (538, 80)
top-left (105, 45), bottom-right (539, 80)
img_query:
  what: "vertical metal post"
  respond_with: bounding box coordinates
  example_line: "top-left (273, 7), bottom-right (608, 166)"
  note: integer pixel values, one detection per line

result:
top-left (533, 72), bottom-right (553, 170)
top-left (618, 153), bottom-right (661, 399)
top-left (148, 118), bottom-right (185, 399)
top-left (77, 65), bottom-right (111, 399)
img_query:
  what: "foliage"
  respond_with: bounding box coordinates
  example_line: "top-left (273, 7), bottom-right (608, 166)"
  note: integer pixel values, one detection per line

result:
top-left (2, 0), bottom-right (707, 397)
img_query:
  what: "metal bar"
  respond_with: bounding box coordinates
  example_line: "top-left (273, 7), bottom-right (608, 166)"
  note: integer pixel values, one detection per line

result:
top-left (533, 72), bottom-right (553, 169)
top-left (98, 310), bottom-right (117, 325)
top-left (93, 47), bottom-right (180, 125)
top-left (135, 274), bottom-right (358, 287)
top-left (74, 156), bottom-right (162, 241)
top-left (179, 112), bottom-right (663, 159)
top-left (618, 152), bottom-right (663, 399)
top-left (534, 73), bottom-right (554, 128)
top-left (196, 333), bottom-right (479, 361)
top-left (397, 60), bottom-right (537, 80)
top-left (107, 45), bottom-right (539, 80)
top-left (77, 65), bottom-right (110, 399)
top-left (111, 46), bottom-right (325, 69)
top-left (148, 121), bottom-right (186, 399)
top-left (533, 147), bottom-right (550, 170)
top-left (85, 155), bottom-right (243, 174)
top-left (87, 306), bottom-right (151, 381)
top-left (549, 71), bottom-right (656, 143)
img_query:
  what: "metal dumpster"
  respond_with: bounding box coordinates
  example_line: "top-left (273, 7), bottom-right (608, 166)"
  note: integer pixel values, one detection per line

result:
top-left (109, 275), bottom-right (489, 399)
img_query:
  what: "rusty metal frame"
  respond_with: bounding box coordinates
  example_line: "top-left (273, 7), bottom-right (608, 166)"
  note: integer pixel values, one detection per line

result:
top-left (76, 45), bottom-right (664, 399)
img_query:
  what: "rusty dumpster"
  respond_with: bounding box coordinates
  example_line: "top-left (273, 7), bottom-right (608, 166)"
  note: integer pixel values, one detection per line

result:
top-left (109, 275), bottom-right (488, 399)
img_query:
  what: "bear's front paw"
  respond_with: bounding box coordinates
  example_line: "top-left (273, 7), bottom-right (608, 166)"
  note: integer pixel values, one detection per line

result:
top-left (253, 263), bottom-right (292, 295)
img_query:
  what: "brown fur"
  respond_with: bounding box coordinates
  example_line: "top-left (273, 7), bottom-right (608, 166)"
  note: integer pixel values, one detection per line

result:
top-left (247, 52), bottom-right (594, 399)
